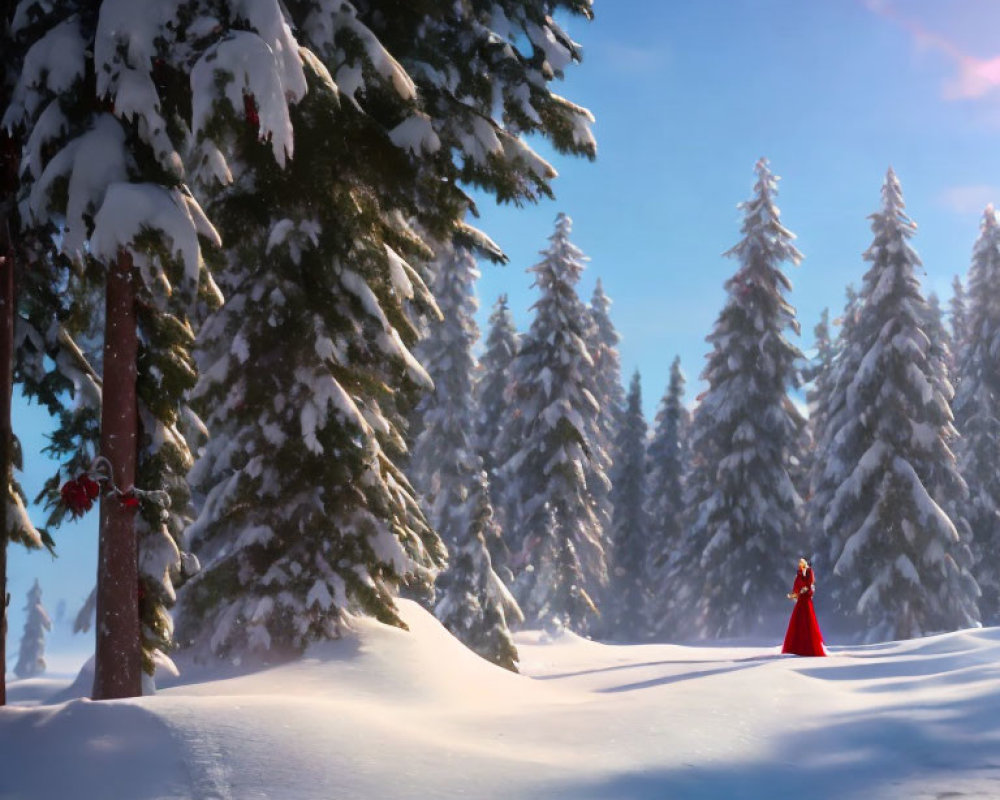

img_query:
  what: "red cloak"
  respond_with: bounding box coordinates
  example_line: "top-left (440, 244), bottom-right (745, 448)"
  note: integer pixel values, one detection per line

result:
top-left (781, 567), bottom-right (826, 657)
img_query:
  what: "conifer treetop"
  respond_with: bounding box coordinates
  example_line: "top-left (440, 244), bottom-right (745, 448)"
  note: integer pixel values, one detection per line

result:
top-left (970, 204), bottom-right (1000, 266)
top-left (590, 279), bottom-right (614, 329)
top-left (822, 168), bottom-right (979, 640)
top-left (950, 273), bottom-right (969, 350)
top-left (953, 204), bottom-right (1000, 624)
top-left (668, 158), bottom-right (806, 639)
top-left (14, 578), bottom-right (51, 679)
top-left (530, 212), bottom-right (587, 292)
top-left (865, 167), bottom-right (920, 263)
top-left (724, 157), bottom-right (803, 273)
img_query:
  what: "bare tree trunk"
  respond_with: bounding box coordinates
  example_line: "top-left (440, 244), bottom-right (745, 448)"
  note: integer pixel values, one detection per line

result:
top-left (0, 217), bottom-right (12, 707)
top-left (92, 249), bottom-right (141, 700)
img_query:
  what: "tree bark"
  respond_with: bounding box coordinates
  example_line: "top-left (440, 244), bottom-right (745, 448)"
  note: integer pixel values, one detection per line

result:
top-left (0, 217), bottom-right (12, 706)
top-left (92, 249), bottom-right (141, 700)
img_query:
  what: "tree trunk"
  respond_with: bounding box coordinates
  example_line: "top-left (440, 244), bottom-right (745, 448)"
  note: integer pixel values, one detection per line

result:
top-left (92, 249), bottom-right (141, 700)
top-left (0, 217), bottom-right (12, 706)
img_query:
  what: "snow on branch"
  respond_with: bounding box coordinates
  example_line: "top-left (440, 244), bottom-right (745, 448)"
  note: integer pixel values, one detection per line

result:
top-left (3, 18), bottom-right (86, 130)
top-left (27, 115), bottom-right (128, 258)
top-left (21, 101), bottom-right (68, 181)
top-left (302, 2), bottom-right (415, 101)
top-left (389, 113), bottom-right (441, 156)
top-left (91, 182), bottom-right (220, 289)
top-left (232, 0), bottom-right (308, 96)
top-left (191, 30), bottom-right (303, 166)
top-left (94, 0), bottom-right (183, 175)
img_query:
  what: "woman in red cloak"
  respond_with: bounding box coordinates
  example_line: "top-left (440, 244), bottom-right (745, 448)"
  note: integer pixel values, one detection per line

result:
top-left (782, 557), bottom-right (826, 657)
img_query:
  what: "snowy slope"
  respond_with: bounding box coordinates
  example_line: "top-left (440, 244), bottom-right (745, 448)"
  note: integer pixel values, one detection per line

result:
top-left (3, 600), bottom-right (1000, 800)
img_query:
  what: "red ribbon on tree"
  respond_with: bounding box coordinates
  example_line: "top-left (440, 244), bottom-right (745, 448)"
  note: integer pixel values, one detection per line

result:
top-left (58, 456), bottom-right (170, 518)
top-left (119, 491), bottom-right (140, 509)
top-left (60, 474), bottom-right (101, 518)
top-left (243, 92), bottom-right (260, 134)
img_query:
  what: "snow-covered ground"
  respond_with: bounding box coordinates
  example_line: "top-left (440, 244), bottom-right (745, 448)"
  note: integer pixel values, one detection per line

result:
top-left (3, 601), bottom-right (999, 800)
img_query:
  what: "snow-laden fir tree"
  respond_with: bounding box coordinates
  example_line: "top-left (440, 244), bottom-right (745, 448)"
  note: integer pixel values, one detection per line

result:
top-left (408, 240), bottom-right (520, 656)
top-left (3, 0), bottom-right (243, 696)
top-left (645, 356), bottom-right (690, 637)
top-left (0, 0), bottom-right (34, 556)
top-left (473, 294), bottom-right (519, 539)
top-left (179, 56), bottom-right (444, 657)
top-left (921, 290), bottom-right (974, 618)
top-left (823, 169), bottom-right (979, 642)
top-left (803, 307), bottom-right (837, 555)
top-left (180, 0), bottom-right (595, 660)
top-left (435, 471), bottom-right (522, 671)
top-left (802, 308), bottom-right (835, 450)
top-left (808, 286), bottom-right (865, 615)
top-left (925, 292), bottom-right (955, 379)
top-left (14, 578), bottom-right (50, 678)
top-left (803, 308), bottom-right (834, 386)
top-left (666, 158), bottom-right (807, 640)
top-left (585, 279), bottom-right (621, 547)
top-left (602, 370), bottom-right (650, 641)
top-left (793, 308), bottom-right (836, 500)
top-left (502, 213), bottom-right (607, 632)
top-left (589, 279), bottom-right (625, 436)
top-left (953, 206), bottom-right (1000, 625)
top-left (949, 274), bottom-right (970, 369)
top-left (529, 504), bottom-right (597, 636)
top-left (371, 0), bottom-right (596, 217)
top-left (410, 243), bottom-right (481, 553)
top-left (2, 0), bottom-right (63, 705)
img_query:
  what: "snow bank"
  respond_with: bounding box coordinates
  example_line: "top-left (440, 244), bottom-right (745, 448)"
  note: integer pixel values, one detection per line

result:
top-left (4, 602), bottom-right (1000, 799)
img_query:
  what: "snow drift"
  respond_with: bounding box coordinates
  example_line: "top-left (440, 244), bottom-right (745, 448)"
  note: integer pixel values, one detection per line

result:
top-left (3, 600), bottom-right (1000, 799)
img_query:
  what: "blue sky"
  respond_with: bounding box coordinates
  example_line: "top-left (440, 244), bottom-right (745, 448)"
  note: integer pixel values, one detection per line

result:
top-left (10, 0), bottom-right (1000, 663)
top-left (475, 0), bottom-right (1000, 412)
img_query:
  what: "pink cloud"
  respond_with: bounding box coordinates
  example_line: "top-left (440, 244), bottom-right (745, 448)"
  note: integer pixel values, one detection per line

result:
top-left (945, 56), bottom-right (1000, 100)
top-left (863, 0), bottom-right (1000, 100)
top-left (938, 184), bottom-right (1000, 215)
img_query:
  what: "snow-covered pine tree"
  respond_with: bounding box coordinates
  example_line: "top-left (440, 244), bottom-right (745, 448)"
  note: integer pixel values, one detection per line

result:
top-left (802, 309), bottom-right (834, 386)
top-left (925, 292), bottom-right (955, 379)
top-left (584, 278), bottom-right (619, 572)
top-left (410, 243), bottom-right (481, 552)
top-left (179, 35), bottom-right (445, 658)
top-left (14, 578), bottom-right (50, 678)
top-left (526, 504), bottom-right (597, 636)
top-left (407, 239), bottom-right (520, 657)
top-left (807, 286), bottom-right (865, 622)
top-left (435, 471), bottom-right (522, 671)
top-left (949, 274), bottom-right (970, 370)
top-left (921, 290), bottom-right (975, 623)
top-left (645, 356), bottom-right (690, 637)
top-left (798, 308), bottom-right (835, 508)
top-left (602, 370), bottom-right (650, 641)
top-left (953, 206), bottom-right (1000, 625)
top-left (501, 213), bottom-right (607, 632)
top-left (589, 279), bottom-right (625, 437)
top-left (666, 158), bottom-right (806, 640)
top-left (474, 294), bottom-right (519, 539)
top-left (180, 0), bottom-right (596, 660)
top-left (3, 0), bottom-right (274, 696)
top-left (1, 0), bottom-right (48, 704)
top-left (360, 0), bottom-right (596, 222)
top-left (802, 308), bottom-right (836, 542)
top-left (824, 169), bottom-right (979, 641)
top-left (803, 308), bottom-right (835, 430)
